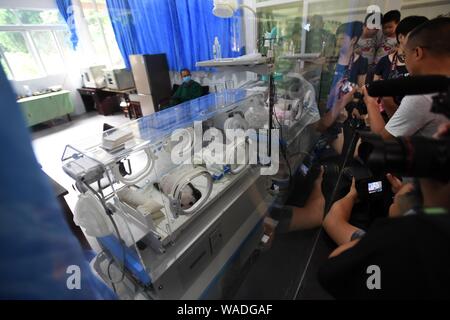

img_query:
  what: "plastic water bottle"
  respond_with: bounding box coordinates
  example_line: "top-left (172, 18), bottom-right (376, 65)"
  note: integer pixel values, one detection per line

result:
top-left (213, 37), bottom-right (222, 60)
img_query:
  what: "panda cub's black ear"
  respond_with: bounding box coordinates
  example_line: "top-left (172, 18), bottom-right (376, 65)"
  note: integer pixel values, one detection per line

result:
top-left (188, 183), bottom-right (202, 202)
top-left (153, 182), bottom-right (161, 192)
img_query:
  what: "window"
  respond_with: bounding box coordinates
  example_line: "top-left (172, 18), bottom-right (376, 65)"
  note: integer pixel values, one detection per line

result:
top-left (31, 31), bottom-right (65, 75)
top-left (16, 9), bottom-right (64, 25)
top-left (0, 8), bottom-right (73, 80)
top-left (55, 30), bottom-right (76, 60)
top-left (80, 0), bottom-right (124, 67)
top-left (0, 31), bottom-right (42, 80)
top-left (0, 8), bottom-right (19, 25)
top-left (0, 50), bottom-right (12, 78)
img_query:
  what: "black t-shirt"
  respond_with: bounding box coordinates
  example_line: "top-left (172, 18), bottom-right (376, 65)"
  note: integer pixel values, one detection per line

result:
top-left (375, 54), bottom-right (408, 81)
top-left (327, 55), bottom-right (369, 110)
top-left (318, 212), bottom-right (450, 299)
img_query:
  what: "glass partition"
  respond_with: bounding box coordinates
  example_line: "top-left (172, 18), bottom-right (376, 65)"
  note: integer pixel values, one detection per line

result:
top-left (232, 0), bottom-right (450, 300)
top-left (60, 0), bottom-right (450, 300)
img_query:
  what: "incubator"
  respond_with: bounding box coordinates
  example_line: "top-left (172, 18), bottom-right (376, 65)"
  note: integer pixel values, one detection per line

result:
top-left (61, 70), bottom-right (320, 297)
top-left (61, 90), bottom-right (275, 299)
top-left (270, 73), bottom-right (321, 190)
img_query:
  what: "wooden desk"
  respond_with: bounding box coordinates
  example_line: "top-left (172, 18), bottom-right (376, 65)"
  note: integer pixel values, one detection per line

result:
top-left (77, 87), bottom-right (137, 116)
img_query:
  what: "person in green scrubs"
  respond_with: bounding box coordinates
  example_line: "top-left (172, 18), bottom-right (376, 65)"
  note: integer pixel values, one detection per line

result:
top-left (169, 69), bottom-right (203, 106)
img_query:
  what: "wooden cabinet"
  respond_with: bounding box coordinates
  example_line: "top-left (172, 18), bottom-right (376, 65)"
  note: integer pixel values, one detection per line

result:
top-left (77, 87), bottom-right (137, 116)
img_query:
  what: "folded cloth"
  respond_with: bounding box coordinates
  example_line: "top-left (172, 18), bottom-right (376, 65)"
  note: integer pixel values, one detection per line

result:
top-left (137, 200), bottom-right (164, 219)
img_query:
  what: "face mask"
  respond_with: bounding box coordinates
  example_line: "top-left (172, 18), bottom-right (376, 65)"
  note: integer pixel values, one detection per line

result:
top-left (183, 76), bottom-right (191, 83)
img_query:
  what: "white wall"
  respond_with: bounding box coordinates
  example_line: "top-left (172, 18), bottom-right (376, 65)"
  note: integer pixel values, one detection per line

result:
top-left (402, 3), bottom-right (450, 18)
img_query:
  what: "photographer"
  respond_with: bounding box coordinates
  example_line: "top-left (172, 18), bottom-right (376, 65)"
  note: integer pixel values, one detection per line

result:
top-left (374, 16), bottom-right (428, 83)
top-left (322, 172), bottom-right (418, 249)
top-left (327, 22), bottom-right (368, 111)
top-left (363, 18), bottom-right (450, 140)
top-left (315, 21), bottom-right (367, 133)
top-left (318, 121), bottom-right (450, 298)
top-left (373, 16), bottom-right (429, 118)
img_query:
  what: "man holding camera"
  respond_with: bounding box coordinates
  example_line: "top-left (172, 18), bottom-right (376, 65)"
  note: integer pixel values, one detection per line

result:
top-left (315, 21), bottom-right (368, 133)
top-left (318, 18), bottom-right (450, 299)
top-left (363, 18), bottom-right (449, 139)
top-left (373, 16), bottom-right (429, 119)
top-left (319, 172), bottom-right (450, 299)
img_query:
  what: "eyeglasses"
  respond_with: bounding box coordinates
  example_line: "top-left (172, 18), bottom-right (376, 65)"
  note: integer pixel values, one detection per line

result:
top-left (402, 45), bottom-right (431, 60)
top-left (406, 45), bottom-right (431, 52)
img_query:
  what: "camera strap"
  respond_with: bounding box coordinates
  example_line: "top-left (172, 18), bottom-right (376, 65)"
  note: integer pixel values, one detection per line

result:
top-left (343, 53), bottom-right (355, 80)
top-left (387, 52), bottom-right (403, 80)
top-left (423, 207), bottom-right (448, 216)
top-left (391, 52), bottom-right (398, 72)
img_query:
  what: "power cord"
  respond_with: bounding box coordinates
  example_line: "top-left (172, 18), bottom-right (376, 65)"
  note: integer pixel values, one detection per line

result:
top-left (273, 110), bottom-right (293, 186)
top-left (83, 181), bottom-right (126, 287)
top-left (107, 259), bottom-right (117, 294)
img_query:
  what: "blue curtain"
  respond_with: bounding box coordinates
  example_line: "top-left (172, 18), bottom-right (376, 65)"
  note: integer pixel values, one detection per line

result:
top-left (127, 0), bottom-right (185, 71)
top-left (174, 0), bottom-right (243, 71)
top-left (106, 0), bottom-right (244, 71)
top-left (56, 0), bottom-right (79, 50)
top-left (106, 0), bottom-right (140, 69)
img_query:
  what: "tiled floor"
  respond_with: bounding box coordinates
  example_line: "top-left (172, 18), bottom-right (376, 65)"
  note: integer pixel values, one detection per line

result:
top-left (31, 112), bottom-right (131, 211)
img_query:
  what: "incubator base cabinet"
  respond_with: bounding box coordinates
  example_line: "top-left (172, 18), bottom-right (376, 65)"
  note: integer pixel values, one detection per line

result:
top-left (61, 85), bottom-right (320, 299)
top-left (96, 168), bottom-right (270, 299)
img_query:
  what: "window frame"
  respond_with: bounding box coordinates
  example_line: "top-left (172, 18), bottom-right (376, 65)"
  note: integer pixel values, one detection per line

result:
top-left (79, 0), bottom-right (124, 67)
top-left (29, 29), bottom-right (66, 76)
top-left (0, 8), bottom-right (71, 80)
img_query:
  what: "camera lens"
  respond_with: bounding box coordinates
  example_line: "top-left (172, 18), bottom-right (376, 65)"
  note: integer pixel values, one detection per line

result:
top-left (359, 134), bottom-right (450, 181)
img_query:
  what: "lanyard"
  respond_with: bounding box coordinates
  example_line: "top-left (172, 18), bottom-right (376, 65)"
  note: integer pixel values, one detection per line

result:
top-left (423, 207), bottom-right (448, 216)
top-left (344, 53), bottom-right (355, 80)
top-left (391, 52), bottom-right (398, 72)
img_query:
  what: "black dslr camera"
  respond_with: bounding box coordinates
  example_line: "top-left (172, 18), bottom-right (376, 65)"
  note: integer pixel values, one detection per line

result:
top-left (343, 166), bottom-right (387, 203)
top-left (340, 81), bottom-right (367, 129)
top-left (358, 132), bottom-right (450, 182)
top-left (358, 75), bottom-right (450, 182)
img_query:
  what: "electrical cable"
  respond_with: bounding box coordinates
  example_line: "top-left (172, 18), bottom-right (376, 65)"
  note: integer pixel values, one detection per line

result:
top-left (273, 109), bottom-right (293, 186)
top-left (107, 259), bottom-right (117, 294)
top-left (83, 181), bottom-right (126, 286)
